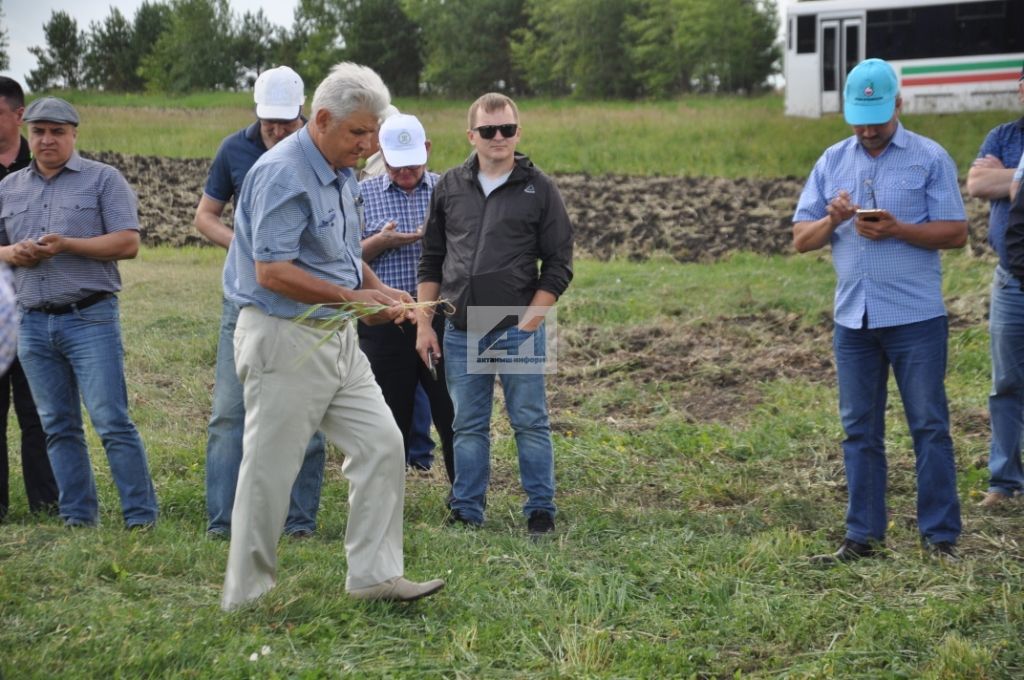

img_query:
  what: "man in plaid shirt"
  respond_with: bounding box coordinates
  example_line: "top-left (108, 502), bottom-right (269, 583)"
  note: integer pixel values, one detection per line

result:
top-left (358, 114), bottom-right (455, 488)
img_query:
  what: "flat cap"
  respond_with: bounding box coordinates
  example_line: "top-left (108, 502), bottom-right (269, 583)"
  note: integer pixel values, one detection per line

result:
top-left (23, 97), bottom-right (79, 126)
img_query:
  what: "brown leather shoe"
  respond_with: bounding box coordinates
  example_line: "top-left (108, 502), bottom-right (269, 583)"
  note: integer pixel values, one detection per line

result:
top-left (348, 576), bottom-right (445, 602)
top-left (977, 490), bottom-right (1020, 508)
top-left (810, 538), bottom-right (881, 565)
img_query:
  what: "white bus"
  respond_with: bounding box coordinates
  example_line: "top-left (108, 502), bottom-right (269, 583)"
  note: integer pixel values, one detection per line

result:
top-left (784, 0), bottom-right (1024, 117)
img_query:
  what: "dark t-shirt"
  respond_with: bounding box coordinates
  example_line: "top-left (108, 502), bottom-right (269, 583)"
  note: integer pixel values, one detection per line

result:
top-left (0, 137), bottom-right (31, 181)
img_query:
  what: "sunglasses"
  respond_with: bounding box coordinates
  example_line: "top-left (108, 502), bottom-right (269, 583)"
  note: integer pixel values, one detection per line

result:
top-left (472, 124), bottom-right (518, 140)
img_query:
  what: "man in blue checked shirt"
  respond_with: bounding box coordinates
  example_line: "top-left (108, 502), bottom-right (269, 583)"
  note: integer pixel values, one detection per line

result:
top-left (793, 59), bottom-right (967, 564)
top-left (358, 113), bottom-right (455, 486)
top-left (220, 63), bottom-right (444, 611)
top-left (0, 97), bottom-right (158, 530)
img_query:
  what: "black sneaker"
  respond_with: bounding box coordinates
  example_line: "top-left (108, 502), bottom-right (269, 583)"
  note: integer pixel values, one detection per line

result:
top-left (809, 538), bottom-right (880, 565)
top-left (924, 541), bottom-right (959, 562)
top-left (527, 511), bottom-right (555, 537)
top-left (446, 510), bottom-right (480, 528)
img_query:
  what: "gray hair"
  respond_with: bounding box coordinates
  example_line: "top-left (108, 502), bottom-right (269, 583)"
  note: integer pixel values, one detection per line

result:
top-left (311, 62), bottom-right (391, 124)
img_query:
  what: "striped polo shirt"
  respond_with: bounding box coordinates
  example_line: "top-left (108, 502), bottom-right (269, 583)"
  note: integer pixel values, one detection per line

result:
top-left (0, 152), bottom-right (139, 309)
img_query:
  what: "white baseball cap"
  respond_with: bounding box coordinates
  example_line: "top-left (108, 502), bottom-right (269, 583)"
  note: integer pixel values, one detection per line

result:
top-left (254, 66), bottom-right (305, 120)
top-left (379, 113), bottom-right (427, 167)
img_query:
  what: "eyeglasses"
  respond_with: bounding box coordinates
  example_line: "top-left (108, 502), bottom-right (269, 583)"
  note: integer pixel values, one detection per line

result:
top-left (472, 124), bottom-right (518, 140)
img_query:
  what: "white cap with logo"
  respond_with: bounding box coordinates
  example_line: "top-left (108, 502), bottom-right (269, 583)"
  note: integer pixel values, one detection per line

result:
top-left (254, 66), bottom-right (305, 120)
top-left (379, 113), bottom-right (427, 167)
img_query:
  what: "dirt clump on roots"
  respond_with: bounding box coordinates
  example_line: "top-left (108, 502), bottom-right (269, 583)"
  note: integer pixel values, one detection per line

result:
top-left (84, 152), bottom-right (995, 261)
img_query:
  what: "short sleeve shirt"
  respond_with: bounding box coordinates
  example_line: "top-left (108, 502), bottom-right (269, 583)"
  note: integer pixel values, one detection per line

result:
top-left (977, 117), bottom-right (1024, 266)
top-left (0, 153), bottom-right (139, 309)
top-left (794, 124), bottom-right (966, 330)
top-left (224, 126), bottom-right (364, 320)
top-left (203, 122), bottom-right (267, 206)
top-left (359, 171), bottom-right (437, 295)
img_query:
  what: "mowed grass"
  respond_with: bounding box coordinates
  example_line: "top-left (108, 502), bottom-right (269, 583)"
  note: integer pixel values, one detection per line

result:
top-left (47, 89), bottom-right (1015, 177)
top-left (1, 247), bottom-right (1022, 678)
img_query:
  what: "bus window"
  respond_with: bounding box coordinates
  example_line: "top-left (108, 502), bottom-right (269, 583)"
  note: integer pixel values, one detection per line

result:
top-left (797, 15), bottom-right (816, 54)
top-left (823, 25), bottom-right (837, 91)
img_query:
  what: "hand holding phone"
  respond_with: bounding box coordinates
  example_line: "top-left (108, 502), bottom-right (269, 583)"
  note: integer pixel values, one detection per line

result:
top-left (856, 209), bottom-right (885, 222)
top-left (427, 347), bottom-right (438, 381)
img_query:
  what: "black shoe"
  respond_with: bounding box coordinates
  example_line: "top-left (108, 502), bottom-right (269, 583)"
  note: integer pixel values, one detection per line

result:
top-left (446, 509), bottom-right (480, 528)
top-left (65, 518), bottom-right (94, 529)
top-left (206, 528), bottom-right (230, 541)
top-left (126, 521), bottom-right (155, 532)
top-left (527, 511), bottom-right (555, 537)
top-left (810, 538), bottom-right (880, 565)
top-left (924, 541), bottom-right (959, 562)
top-left (286, 529), bottom-right (314, 539)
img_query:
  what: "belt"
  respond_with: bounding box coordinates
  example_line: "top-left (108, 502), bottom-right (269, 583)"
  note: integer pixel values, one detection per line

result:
top-left (31, 291), bottom-right (114, 315)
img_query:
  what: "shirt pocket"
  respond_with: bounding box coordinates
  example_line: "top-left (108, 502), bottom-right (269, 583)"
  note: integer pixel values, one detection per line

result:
top-left (57, 193), bottom-right (101, 237)
top-left (825, 174), bottom-right (858, 208)
top-left (306, 207), bottom-right (347, 263)
top-left (0, 200), bottom-right (30, 240)
top-left (880, 166), bottom-right (928, 215)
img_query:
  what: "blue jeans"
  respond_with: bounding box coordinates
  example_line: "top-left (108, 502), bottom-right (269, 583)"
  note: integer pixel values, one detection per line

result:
top-left (987, 266), bottom-right (1024, 496)
top-left (834, 316), bottom-right (961, 545)
top-left (17, 297), bottom-right (158, 526)
top-left (407, 384), bottom-right (436, 469)
top-left (443, 320), bottom-right (555, 524)
top-left (206, 298), bottom-right (325, 535)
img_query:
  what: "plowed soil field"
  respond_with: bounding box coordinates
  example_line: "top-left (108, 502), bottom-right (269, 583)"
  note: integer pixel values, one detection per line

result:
top-left (86, 151), bottom-right (994, 262)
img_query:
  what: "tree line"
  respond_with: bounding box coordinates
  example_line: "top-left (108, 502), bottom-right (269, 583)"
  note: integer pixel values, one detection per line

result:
top-left (12, 0), bottom-right (780, 98)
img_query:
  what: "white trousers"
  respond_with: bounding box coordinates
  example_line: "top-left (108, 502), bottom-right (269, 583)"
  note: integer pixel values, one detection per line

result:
top-left (221, 308), bottom-right (405, 611)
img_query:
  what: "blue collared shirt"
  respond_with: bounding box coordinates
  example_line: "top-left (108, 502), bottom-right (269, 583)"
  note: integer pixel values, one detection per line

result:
top-left (359, 170), bottom-right (438, 295)
top-left (224, 126), bottom-right (364, 320)
top-left (203, 122), bottom-right (268, 205)
top-left (794, 123), bottom-right (966, 329)
top-left (977, 117), bottom-right (1024, 267)
top-left (0, 152), bottom-right (139, 309)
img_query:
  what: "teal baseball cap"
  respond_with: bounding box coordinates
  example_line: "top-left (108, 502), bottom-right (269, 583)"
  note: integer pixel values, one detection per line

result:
top-left (844, 58), bottom-right (899, 126)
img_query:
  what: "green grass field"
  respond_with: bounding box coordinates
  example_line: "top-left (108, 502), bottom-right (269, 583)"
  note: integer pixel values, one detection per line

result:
top-left (2, 94), bottom-right (1023, 677)
top-left (46, 90), bottom-right (1014, 177)
top-left (0, 248), bottom-right (1021, 678)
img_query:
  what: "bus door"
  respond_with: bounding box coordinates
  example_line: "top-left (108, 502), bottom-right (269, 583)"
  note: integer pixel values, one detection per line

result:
top-left (821, 17), bottom-right (864, 115)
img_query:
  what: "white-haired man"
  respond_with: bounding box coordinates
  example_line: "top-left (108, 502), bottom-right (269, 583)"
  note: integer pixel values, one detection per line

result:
top-left (220, 63), bottom-right (444, 611)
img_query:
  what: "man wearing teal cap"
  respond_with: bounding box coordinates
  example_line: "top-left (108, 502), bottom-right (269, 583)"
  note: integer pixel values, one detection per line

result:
top-left (793, 58), bottom-right (967, 563)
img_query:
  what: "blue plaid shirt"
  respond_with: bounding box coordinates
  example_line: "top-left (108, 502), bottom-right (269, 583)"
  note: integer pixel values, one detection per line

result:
top-left (224, 126), bottom-right (364, 320)
top-left (794, 123), bottom-right (966, 330)
top-left (0, 153), bottom-right (138, 309)
top-left (359, 171), bottom-right (438, 295)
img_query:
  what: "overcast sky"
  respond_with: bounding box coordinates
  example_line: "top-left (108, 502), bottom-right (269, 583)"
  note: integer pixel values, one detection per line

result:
top-left (2, 0), bottom-right (794, 88)
top-left (1, 0), bottom-right (299, 85)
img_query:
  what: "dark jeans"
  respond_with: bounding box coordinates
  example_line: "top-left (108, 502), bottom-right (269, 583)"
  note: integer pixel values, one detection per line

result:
top-left (358, 315), bottom-right (455, 484)
top-left (0, 358), bottom-right (58, 519)
top-left (834, 316), bottom-right (961, 545)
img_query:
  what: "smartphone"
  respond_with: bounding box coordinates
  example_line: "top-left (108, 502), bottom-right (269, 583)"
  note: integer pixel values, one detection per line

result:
top-left (856, 209), bottom-right (885, 222)
top-left (427, 348), bottom-right (438, 381)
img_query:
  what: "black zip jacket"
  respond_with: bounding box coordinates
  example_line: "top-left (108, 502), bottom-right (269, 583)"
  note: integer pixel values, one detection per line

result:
top-left (418, 152), bottom-right (574, 329)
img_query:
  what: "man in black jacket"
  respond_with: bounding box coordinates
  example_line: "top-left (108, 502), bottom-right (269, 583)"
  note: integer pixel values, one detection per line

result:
top-left (416, 92), bottom-right (573, 535)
